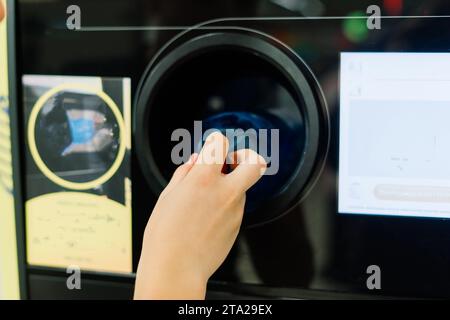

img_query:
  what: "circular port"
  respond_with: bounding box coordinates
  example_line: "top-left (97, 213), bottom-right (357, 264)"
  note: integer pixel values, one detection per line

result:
top-left (134, 31), bottom-right (328, 226)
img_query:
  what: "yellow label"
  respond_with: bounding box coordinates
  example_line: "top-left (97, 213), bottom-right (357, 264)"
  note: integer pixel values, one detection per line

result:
top-left (0, 0), bottom-right (21, 300)
top-left (26, 191), bottom-right (132, 274)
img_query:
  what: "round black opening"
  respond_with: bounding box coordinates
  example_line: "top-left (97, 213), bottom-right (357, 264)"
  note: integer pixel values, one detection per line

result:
top-left (135, 32), bottom-right (326, 226)
top-left (148, 49), bottom-right (306, 211)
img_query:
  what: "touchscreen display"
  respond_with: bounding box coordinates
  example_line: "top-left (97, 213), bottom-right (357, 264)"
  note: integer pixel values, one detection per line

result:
top-left (339, 52), bottom-right (450, 218)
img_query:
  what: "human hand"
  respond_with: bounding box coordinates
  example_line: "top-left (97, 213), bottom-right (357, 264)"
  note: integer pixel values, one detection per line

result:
top-left (134, 132), bottom-right (267, 299)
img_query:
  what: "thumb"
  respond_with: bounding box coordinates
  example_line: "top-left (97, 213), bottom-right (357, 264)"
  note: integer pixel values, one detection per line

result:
top-left (225, 149), bottom-right (267, 194)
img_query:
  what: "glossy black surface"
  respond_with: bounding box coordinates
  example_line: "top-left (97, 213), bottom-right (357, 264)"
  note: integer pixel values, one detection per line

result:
top-left (17, 0), bottom-right (450, 298)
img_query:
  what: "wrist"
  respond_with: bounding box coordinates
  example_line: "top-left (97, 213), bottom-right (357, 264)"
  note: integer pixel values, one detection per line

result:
top-left (135, 254), bottom-right (208, 300)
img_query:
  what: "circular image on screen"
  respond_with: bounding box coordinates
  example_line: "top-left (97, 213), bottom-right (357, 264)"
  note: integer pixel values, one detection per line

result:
top-left (28, 85), bottom-right (126, 190)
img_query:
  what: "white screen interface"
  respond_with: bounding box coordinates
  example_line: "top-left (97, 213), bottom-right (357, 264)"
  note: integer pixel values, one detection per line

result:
top-left (339, 53), bottom-right (450, 218)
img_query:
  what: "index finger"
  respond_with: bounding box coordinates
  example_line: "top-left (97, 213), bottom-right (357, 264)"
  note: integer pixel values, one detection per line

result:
top-left (191, 131), bottom-right (229, 175)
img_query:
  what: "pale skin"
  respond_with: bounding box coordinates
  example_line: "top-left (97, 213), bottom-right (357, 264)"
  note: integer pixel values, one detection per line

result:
top-left (134, 132), bottom-right (267, 299)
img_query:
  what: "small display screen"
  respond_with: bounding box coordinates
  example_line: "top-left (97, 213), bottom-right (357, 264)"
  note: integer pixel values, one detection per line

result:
top-left (23, 75), bottom-right (133, 274)
top-left (339, 52), bottom-right (450, 218)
